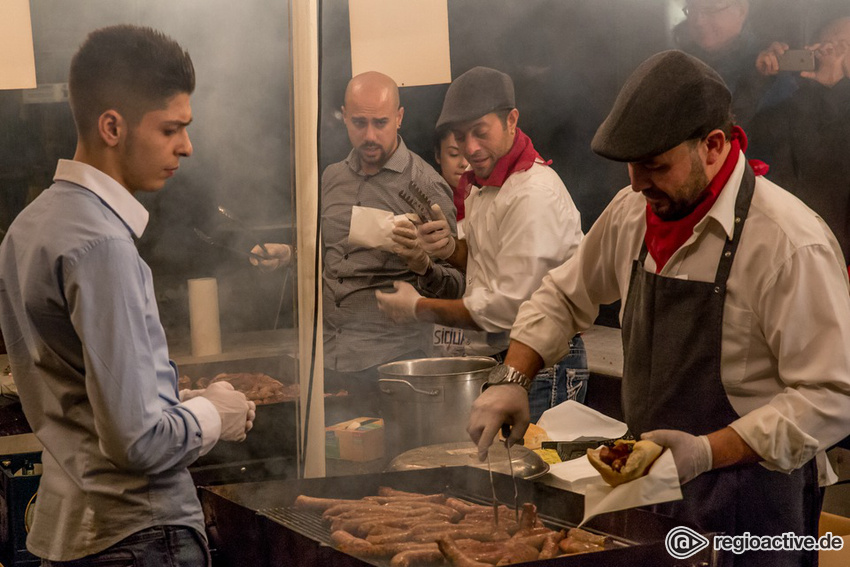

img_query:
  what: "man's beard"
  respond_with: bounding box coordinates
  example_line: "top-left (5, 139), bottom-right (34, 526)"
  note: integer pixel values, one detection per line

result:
top-left (357, 142), bottom-right (388, 166)
top-left (652, 152), bottom-right (710, 221)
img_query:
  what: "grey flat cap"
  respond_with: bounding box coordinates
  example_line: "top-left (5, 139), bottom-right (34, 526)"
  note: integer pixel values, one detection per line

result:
top-left (591, 50), bottom-right (732, 162)
top-left (436, 66), bottom-right (515, 129)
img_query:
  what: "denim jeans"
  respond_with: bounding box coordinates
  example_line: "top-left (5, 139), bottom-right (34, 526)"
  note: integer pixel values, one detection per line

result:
top-left (528, 335), bottom-right (588, 423)
top-left (41, 526), bottom-right (210, 567)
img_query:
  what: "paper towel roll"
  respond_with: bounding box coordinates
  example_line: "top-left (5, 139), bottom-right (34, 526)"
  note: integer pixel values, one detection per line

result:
top-left (188, 277), bottom-right (222, 357)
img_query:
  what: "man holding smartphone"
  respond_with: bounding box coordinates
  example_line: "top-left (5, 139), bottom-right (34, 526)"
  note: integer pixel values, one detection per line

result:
top-left (751, 14), bottom-right (850, 270)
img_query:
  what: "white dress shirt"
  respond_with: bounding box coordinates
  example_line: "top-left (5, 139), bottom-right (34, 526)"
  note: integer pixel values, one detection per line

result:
top-left (462, 161), bottom-right (583, 354)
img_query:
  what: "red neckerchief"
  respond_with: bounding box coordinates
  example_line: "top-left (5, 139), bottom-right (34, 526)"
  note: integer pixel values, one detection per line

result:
top-left (457, 127), bottom-right (551, 197)
top-left (645, 126), bottom-right (767, 272)
top-left (453, 186), bottom-right (466, 221)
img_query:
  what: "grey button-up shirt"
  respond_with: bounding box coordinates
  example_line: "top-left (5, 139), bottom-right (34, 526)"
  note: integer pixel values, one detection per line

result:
top-left (322, 137), bottom-right (463, 372)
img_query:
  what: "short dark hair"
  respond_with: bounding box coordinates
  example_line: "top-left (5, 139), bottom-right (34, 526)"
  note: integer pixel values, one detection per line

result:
top-left (494, 108), bottom-right (512, 128)
top-left (432, 126), bottom-right (453, 159)
top-left (69, 25), bottom-right (195, 137)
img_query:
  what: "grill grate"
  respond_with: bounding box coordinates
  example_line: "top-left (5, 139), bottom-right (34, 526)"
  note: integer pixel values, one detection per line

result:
top-left (260, 507), bottom-right (331, 545)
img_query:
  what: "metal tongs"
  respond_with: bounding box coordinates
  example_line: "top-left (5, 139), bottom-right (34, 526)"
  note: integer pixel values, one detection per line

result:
top-left (398, 180), bottom-right (435, 222)
top-left (504, 426), bottom-right (520, 523)
top-left (485, 424), bottom-right (521, 526)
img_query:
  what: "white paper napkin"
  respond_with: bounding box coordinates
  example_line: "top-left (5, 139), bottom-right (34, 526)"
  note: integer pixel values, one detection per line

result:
top-left (579, 449), bottom-right (682, 526)
top-left (536, 400), bottom-right (629, 441)
top-left (348, 206), bottom-right (419, 252)
top-left (545, 456), bottom-right (601, 495)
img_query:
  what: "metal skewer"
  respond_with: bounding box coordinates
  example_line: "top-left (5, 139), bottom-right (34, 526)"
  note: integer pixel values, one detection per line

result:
top-left (217, 206), bottom-right (270, 256)
top-left (194, 228), bottom-right (264, 260)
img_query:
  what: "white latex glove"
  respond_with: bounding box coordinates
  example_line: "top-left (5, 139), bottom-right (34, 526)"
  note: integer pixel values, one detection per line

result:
top-left (641, 429), bottom-right (712, 485)
top-left (250, 243), bottom-right (292, 272)
top-left (467, 384), bottom-right (530, 461)
top-left (417, 204), bottom-right (456, 260)
top-left (391, 217), bottom-right (431, 275)
top-left (199, 382), bottom-right (257, 442)
top-left (179, 388), bottom-right (205, 402)
top-left (375, 281), bottom-right (422, 323)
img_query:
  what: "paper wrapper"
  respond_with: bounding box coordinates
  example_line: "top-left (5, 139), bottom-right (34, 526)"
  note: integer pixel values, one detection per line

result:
top-left (348, 206), bottom-right (419, 252)
top-left (546, 456), bottom-right (601, 495)
top-left (536, 400), bottom-right (628, 441)
top-left (579, 449), bottom-right (682, 526)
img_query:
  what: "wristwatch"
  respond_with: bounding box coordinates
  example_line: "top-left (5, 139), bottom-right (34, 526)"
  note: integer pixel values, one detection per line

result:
top-left (482, 363), bottom-right (532, 392)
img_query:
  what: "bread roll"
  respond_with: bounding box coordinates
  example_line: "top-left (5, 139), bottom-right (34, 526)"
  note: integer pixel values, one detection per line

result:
top-left (498, 423), bottom-right (550, 450)
top-left (586, 439), bottom-right (663, 487)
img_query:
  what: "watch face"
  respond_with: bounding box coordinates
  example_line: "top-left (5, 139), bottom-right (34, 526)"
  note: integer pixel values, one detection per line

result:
top-left (488, 364), bottom-right (509, 384)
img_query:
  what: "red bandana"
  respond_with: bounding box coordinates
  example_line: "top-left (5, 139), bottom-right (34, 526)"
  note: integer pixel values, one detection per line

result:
top-left (453, 187), bottom-right (466, 221)
top-left (644, 126), bottom-right (768, 272)
top-left (457, 127), bottom-right (551, 197)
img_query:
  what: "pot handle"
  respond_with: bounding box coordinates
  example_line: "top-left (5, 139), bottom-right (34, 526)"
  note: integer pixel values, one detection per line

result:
top-left (378, 378), bottom-right (440, 396)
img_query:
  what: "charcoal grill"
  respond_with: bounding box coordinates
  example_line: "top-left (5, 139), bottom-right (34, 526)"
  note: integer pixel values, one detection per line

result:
top-left (200, 467), bottom-right (723, 567)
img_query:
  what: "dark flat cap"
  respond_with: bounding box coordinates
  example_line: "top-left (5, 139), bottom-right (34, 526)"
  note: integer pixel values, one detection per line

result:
top-left (591, 50), bottom-right (732, 162)
top-left (436, 66), bottom-right (515, 129)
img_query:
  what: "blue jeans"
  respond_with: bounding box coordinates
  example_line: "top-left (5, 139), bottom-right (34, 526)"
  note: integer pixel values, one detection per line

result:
top-left (41, 526), bottom-right (210, 567)
top-left (528, 335), bottom-right (588, 423)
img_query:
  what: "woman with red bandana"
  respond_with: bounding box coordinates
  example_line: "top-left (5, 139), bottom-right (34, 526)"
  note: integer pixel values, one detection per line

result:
top-left (468, 51), bottom-right (850, 567)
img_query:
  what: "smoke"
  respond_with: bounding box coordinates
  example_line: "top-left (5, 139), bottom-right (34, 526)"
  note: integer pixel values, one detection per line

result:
top-left (23, 0), bottom-right (295, 336)
top-left (21, 0), bottom-right (827, 339)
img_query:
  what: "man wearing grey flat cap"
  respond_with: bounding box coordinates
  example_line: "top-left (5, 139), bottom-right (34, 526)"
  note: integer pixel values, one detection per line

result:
top-left (467, 50), bottom-right (850, 566)
top-left (376, 66), bottom-right (587, 421)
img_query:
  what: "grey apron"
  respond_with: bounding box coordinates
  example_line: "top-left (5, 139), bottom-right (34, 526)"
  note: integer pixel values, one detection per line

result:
top-left (621, 166), bottom-right (821, 567)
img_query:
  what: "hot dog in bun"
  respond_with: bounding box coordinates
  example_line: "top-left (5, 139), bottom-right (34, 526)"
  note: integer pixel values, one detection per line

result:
top-left (586, 439), bottom-right (663, 487)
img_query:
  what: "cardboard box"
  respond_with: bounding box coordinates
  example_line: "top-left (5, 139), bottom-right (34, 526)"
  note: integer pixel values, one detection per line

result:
top-left (326, 417), bottom-right (384, 462)
top-left (819, 511), bottom-right (850, 567)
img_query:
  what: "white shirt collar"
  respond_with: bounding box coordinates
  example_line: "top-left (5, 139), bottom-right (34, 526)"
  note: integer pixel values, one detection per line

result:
top-left (697, 149), bottom-right (747, 241)
top-left (53, 159), bottom-right (150, 238)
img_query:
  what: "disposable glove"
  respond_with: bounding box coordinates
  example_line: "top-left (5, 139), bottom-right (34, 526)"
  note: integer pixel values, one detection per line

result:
top-left (641, 429), bottom-right (712, 485)
top-left (375, 281), bottom-right (422, 323)
top-left (417, 204), bottom-right (456, 260)
top-left (179, 389), bottom-right (205, 402)
top-left (391, 217), bottom-right (431, 275)
top-left (199, 382), bottom-right (256, 442)
top-left (250, 243), bottom-right (292, 272)
top-left (467, 384), bottom-right (529, 461)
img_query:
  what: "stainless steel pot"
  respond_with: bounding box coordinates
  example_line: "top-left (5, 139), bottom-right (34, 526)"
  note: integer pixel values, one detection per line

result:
top-left (377, 356), bottom-right (497, 459)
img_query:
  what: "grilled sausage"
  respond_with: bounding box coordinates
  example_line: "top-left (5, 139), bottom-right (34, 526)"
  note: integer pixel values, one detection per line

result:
top-left (437, 537), bottom-right (491, 567)
top-left (389, 548), bottom-right (447, 566)
top-left (539, 530), bottom-right (566, 559)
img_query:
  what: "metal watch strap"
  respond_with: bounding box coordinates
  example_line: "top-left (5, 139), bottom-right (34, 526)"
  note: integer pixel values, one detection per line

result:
top-left (483, 364), bottom-right (532, 392)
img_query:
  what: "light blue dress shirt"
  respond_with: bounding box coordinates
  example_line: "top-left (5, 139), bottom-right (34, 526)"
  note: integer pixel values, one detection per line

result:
top-left (0, 160), bottom-right (220, 561)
